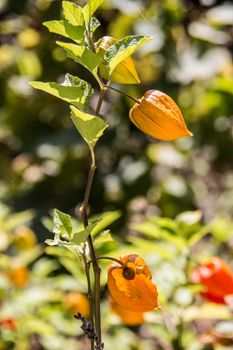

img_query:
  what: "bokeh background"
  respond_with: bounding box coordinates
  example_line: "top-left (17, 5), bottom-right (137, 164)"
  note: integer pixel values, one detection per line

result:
top-left (0, 0), bottom-right (233, 349)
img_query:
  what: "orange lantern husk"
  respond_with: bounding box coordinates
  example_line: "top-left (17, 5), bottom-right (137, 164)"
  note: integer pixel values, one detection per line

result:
top-left (129, 90), bottom-right (193, 141)
top-left (108, 254), bottom-right (158, 312)
top-left (110, 298), bottom-right (144, 325)
top-left (191, 257), bottom-right (233, 304)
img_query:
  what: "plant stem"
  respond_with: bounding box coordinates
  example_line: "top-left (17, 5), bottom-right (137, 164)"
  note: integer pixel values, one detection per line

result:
top-left (88, 256), bottom-right (125, 267)
top-left (104, 84), bottom-right (141, 104)
top-left (96, 87), bottom-right (107, 115)
top-left (82, 249), bottom-right (95, 349)
top-left (79, 86), bottom-right (107, 346)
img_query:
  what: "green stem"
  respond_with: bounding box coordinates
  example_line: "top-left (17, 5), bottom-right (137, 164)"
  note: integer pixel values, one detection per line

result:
top-left (104, 84), bottom-right (140, 104)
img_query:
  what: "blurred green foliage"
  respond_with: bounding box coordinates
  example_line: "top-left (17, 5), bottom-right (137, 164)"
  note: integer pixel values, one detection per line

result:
top-left (0, 0), bottom-right (233, 349)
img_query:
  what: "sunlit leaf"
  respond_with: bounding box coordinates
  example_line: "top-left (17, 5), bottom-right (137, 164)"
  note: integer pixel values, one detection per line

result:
top-left (30, 74), bottom-right (93, 109)
top-left (70, 106), bottom-right (108, 151)
top-left (91, 211), bottom-right (121, 236)
top-left (83, 0), bottom-right (104, 24)
top-left (56, 41), bottom-right (101, 79)
top-left (53, 209), bottom-right (72, 237)
top-left (104, 35), bottom-right (153, 76)
top-left (94, 230), bottom-right (113, 246)
top-left (72, 219), bottom-right (102, 245)
top-left (62, 1), bottom-right (84, 26)
top-left (43, 20), bottom-right (85, 44)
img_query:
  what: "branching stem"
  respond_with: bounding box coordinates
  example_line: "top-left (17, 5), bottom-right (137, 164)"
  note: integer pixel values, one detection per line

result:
top-left (104, 84), bottom-right (140, 104)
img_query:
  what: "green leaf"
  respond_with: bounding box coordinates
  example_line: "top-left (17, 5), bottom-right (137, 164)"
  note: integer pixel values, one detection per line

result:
top-left (30, 74), bottom-right (93, 109)
top-left (187, 227), bottom-right (210, 247)
top-left (129, 237), bottom-right (173, 260)
top-left (94, 230), bottom-right (113, 244)
top-left (56, 41), bottom-right (101, 80)
top-left (104, 35), bottom-right (153, 76)
top-left (53, 209), bottom-right (72, 237)
top-left (131, 221), bottom-right (185, 251)
top-left (72, 219), bottom-right (101, 245)
top-left (62, 1), bottom-right (84, 26)
top-left (83, 0), bottom-right (104, 24)
top-left (43, 20), bottom-right (85, 44)
top-left (130, 222), bottom-right (161, 238)
top-left (70, 106), bottom-right (108, 151)
top-left (91, 211), bottom-right (121, 236)
top-left (64, 73), bottom-right (93, 102)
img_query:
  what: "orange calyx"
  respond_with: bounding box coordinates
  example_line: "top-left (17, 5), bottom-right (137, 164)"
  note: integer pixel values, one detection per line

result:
top-left (107, 254), bottom-right (158, 312)
top-left (129, 89), bottom-right (193, 141)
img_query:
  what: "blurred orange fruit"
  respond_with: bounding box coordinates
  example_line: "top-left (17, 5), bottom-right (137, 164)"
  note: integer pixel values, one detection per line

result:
top-left (8, 266), bottom-right (28, 287)
top-left (63, 292), bottom-right (89, 318)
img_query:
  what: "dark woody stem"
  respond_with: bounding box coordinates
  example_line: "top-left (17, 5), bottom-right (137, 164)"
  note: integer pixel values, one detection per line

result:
top-left (104, 84), bottom-right (141, 104)
top-left (79, 152), bottom-right (96, 349)
top-left (79, 87), bottom-right (106, 348)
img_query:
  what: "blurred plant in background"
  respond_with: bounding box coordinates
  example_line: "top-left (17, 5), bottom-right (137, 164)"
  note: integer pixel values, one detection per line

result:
top-left (0, 0), bottom-right (233, 349)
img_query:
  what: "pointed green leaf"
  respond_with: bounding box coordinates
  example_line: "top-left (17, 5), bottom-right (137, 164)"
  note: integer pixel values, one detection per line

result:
top-left (53, 209), bottom-right (72, 237)
top-left (43, 20), bottom-right (85, 44)
top-left (72, 229), bottom-right (89, 245)
top-left (30, 74), bottom-right (93, 109)
top-left (94, 230), bottom-right (113, 246)
top-left (72, 219), bottom-right (101, 245)
top-left (70, 106), bottom-right (108, 151)
top-left (62, 1), bottom-right (84, 26)
top-left (64, 73), bottom-right (93, 102)
top-left (91, 211), bottom-right (121, 237)
top-left (104, 35), bottom-right (153, 76)
top-left (56, 41), bottom-right (101, 79)
top-left (83, 0), bottom-right (104, 23)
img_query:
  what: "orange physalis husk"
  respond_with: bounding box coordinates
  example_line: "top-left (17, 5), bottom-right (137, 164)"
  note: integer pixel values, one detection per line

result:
top-left (108, 254), bottom-right (158, 312)
top-left (110, 298), bottom-right (144, 325)
top-left (96, 36), bottom-right (140, 84)
top-left (129, 90), bottom-right (193, 141)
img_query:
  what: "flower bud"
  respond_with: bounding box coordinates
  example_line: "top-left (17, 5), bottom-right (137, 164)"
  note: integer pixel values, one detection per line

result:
top-left (96, 36), bottom-right (140, 84)
top-left (129, 90), bottom-right (193, 141)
